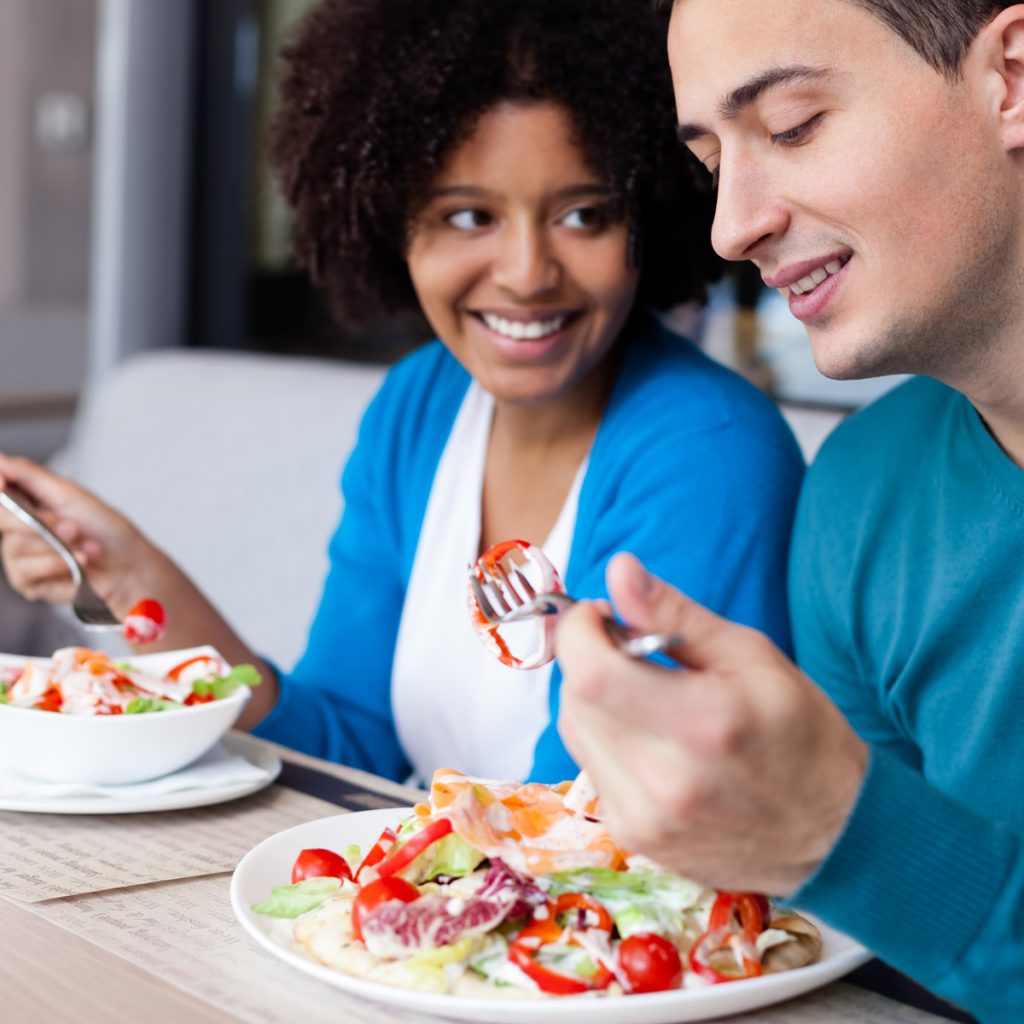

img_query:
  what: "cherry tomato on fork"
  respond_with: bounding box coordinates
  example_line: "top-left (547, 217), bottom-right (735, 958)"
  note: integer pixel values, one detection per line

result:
top-left (351, 876), bottom-right (419, 942)
top-left (291, 848), bottom-right (354, 885)
top-left (618, 933), bottom-right (683, 993)
top-left (122, 598), bottom-right (167, 645)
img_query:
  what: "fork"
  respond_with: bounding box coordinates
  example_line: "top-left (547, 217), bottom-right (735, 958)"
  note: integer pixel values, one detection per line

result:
top-left (470, 564), bottom-right (681, 660)
top-left (0, 489), bottom-right (121, 630)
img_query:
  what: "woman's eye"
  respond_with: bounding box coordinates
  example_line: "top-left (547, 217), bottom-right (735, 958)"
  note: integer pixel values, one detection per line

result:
top-left (770, 113), bottom-right (824, 147)
top-left (446, 209), bottom-right (492, 231)
top-left (562, 205), bottom-right (611, 230)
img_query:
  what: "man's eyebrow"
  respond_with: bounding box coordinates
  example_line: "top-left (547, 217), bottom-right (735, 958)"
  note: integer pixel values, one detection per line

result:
top-left (676, 65), bottom-right (832, 145)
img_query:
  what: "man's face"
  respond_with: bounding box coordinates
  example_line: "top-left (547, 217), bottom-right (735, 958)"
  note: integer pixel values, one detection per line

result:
top-left (668, 0), bottom-right (1023, 383)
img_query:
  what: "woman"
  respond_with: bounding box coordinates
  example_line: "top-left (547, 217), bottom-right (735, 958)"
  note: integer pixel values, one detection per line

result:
top-left (0, 0), bottom-right (803, 784)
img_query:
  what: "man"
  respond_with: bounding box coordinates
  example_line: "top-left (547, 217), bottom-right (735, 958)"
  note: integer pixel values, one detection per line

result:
top-left (555, 2), bottom-right (1024, 1020)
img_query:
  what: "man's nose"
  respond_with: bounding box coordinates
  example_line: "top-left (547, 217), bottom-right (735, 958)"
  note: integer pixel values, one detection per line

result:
top-left (710, 156), bottom-right (790, 264)
top-left (492, 221), bottom-right (560, 297)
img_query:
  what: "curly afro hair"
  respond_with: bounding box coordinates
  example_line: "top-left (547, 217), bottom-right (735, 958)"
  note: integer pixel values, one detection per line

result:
top-left (269, 0), bottom-right (720, 327)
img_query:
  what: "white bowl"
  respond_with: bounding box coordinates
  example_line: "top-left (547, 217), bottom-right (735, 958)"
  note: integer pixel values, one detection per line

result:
top-left (0, 646), bottom-right (251, 785)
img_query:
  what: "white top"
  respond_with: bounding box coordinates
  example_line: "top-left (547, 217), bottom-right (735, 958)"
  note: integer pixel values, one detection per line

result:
top-left (391, 382), bottom-right (586, 785)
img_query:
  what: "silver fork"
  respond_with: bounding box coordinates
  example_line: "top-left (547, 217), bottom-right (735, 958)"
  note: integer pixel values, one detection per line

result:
top-left (470, 564), bottom-right (681, 660)
top-left (0, 489), bottom-right (121, 630)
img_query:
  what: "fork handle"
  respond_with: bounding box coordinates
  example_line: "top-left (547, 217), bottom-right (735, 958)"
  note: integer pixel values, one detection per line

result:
top-left (0, 489), bottom-right (83, 585)
top-left (0, 490), bottom-right (83, 585)
top-left (602, 618), bottom-right (682, 660)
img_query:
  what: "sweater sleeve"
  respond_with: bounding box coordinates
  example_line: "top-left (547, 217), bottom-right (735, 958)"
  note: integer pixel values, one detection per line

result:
top-left (795, 746), bottom-right (1024, 1023)
top-left (252, 376), bottom-right (411, 781)
top-left (790, 407), bottom-right (1024, 1022)
top-left (529, 335), bottom-right (806, 783)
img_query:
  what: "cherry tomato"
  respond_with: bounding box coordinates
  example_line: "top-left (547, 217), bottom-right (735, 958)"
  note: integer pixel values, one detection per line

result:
top-left (291, 847), bottom-right (354, 885)
top-left (350, 876), bottom-right (419, 943)
top-left (123, 598), bottom-right (167, 645)
top-left (618, 933), bottom-right (684, 993)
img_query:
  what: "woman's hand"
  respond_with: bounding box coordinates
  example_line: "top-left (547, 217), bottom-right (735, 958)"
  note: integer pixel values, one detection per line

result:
top-left (0, 452), bottom-right (280, 727)
top-left (0, 453), bottom-right (154, 616)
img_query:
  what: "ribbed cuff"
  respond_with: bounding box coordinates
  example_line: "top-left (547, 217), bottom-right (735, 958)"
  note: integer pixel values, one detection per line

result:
top-left (794, 745), bottom-right (1016, 987)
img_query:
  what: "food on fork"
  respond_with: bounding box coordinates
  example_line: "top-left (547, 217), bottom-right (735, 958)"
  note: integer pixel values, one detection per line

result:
top-left (122, 597), bottom-right (167, 645)
top-left (0, 647), bottom-right (259, 715)
top-left (251, 769), bottom-right (821, 998)
top-left (468, 540), bottom-right (564, 669)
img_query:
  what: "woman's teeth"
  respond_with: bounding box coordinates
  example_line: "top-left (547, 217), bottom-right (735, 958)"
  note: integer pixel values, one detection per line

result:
top-left (789, 258), bottom-right (845, 296)
top-left (481, 313), bottom-right (569, 340)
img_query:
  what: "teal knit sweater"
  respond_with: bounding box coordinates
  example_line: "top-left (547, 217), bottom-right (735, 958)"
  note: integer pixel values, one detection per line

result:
top-left (790, 376), bottom-right (1024, 1023)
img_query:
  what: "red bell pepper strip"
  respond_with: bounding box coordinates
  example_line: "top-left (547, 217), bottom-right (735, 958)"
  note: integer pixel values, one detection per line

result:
top-left (167, 655), bottom-right (221, 682)
top-left (708, 891), bottom-right (770, 935)
top-left (354, 827), bottom-right (398, 881)
top-left (689, 925), bottom-right (764, 984)
top-left (508, 919), bottom-right (613, 995)
top-left (375, 818), bottom-right (453, 878)
top-left (552, 892), bottom-right (613, 934)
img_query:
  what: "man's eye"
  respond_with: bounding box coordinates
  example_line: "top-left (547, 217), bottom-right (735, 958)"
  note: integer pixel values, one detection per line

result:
top-left (446, 209), bottom-right (492, 230)
top-left (770, 113), bottom-right (824, 147)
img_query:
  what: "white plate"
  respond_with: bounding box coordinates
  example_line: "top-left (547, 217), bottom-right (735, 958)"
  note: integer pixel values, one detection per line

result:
top-left (0, 733), bottom-right (281, 814)
top-left (231, 808), bottom-right (872, 1024)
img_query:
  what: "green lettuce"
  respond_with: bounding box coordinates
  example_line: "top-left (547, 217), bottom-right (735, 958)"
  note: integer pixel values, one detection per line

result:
top-left (548, 866), bottom-right (708, 941)
top-left (251, 877), bottom-right (342, 918)
top-left (192, 663), bottom-right (261, 700)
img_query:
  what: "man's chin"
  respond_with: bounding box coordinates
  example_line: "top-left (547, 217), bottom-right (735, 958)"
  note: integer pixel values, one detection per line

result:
top-left (806, 330), bottom-right (900, 382)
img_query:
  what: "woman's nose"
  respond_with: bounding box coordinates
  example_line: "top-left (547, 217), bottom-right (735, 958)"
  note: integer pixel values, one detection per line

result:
top-left (491, 222), bottom-right (560, 297)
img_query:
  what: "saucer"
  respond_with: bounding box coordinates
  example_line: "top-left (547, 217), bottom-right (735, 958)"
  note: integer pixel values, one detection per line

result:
top-left (0, 733), bottom-right (281, 814)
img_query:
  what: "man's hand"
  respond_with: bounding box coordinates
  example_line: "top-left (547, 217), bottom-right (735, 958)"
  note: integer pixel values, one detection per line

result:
top-left (556, 552), bottom-right (868, 896)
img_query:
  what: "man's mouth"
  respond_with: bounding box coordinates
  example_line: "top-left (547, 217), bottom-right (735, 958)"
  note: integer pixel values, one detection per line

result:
top-left (785, 255), bottom-right (851, 297)
top-left (478, 312), bottom-right (574, 341)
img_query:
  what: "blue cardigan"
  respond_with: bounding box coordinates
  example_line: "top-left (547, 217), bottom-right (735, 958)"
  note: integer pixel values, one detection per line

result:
top-left (255, 317), bottom-right (805, 782)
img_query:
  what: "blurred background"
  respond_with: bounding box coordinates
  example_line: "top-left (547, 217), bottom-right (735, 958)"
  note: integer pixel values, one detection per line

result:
top-left (0, 0), bottom-right (904, 466)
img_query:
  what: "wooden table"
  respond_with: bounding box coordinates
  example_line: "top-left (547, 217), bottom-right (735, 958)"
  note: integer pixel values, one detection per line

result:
top-left (0, 738), bottom-right (970, 1024)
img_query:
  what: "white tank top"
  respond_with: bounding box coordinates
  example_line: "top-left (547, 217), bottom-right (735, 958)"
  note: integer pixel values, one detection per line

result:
top-left (391, 382), bottom-right (587, 786)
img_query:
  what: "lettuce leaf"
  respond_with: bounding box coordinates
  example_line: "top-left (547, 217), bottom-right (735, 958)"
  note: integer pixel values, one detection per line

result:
top-left (251, 877), bottom-right (342, 918)
top-left (192, 663), bottom-right (261, 700)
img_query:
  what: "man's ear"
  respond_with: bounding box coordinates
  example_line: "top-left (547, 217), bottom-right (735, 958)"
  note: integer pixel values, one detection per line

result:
top-left (989, 6), bottom-right (1024, 150)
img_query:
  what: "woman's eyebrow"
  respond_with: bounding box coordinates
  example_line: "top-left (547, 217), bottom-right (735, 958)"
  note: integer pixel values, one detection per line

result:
top-left (426, 184), bottom-right (611, 200)
top-left (677, 64), bottom-right (832, 143)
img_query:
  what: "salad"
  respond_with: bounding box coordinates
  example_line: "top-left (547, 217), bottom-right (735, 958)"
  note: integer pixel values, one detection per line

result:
top-left (251, 770), bottom-right (820, 999)
top-left (0, 647), bottom-right (259, 715)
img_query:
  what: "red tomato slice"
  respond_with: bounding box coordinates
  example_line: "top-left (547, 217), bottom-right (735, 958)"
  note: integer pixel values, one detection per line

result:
top-left (354, 827), bottom-right (398, 881)
top-left (350, 876), bottom-right (419, 943)
top-left (35, 688), bottom-right (63, 713)
top-left (123, 598), bottom-right (167, 645)
top-left (291, 848), bottom-right (353, 885)
top-left (618, 933), bottom-right (683, 993)
top-left (375, 818), bottom-right (452, 878)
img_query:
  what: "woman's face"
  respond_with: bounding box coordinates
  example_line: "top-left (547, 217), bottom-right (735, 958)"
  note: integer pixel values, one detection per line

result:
top-left (406, 101), bottom-right (639, 407)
